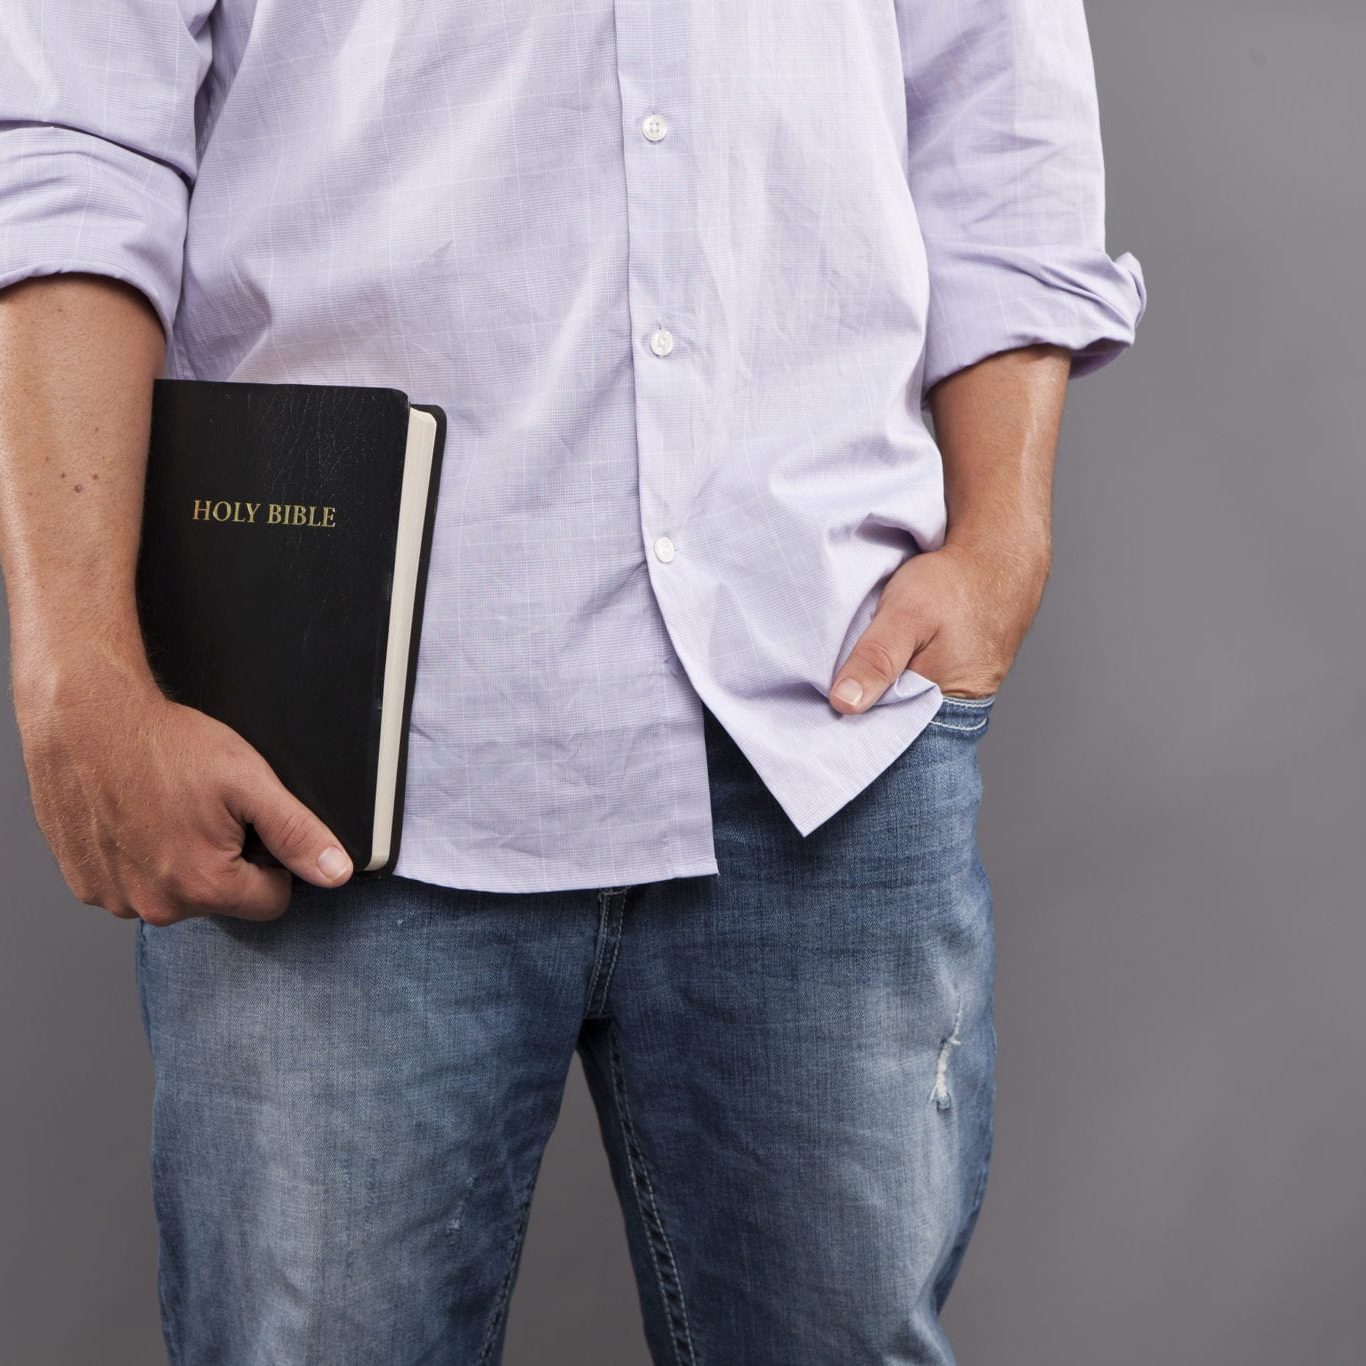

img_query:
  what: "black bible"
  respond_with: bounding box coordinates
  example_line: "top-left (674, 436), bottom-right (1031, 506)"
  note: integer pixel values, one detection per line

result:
top-left (135, 379), bottom-right (447, 877)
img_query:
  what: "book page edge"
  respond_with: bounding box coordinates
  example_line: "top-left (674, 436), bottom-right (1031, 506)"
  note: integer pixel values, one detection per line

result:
top-left (369, 408), bottom-right (438, 871)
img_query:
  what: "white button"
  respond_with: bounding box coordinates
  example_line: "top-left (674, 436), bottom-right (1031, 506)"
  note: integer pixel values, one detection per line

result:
top-left (653, 536), bottom-right (675, 563)
top-left (642, 113), bottom-right (669, 143)
top-left (649, 327), bottom-right (674, 357)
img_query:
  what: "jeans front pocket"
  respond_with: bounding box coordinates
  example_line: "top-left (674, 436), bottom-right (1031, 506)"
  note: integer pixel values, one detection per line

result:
top-left (926, 691), bottom-right (997, 735)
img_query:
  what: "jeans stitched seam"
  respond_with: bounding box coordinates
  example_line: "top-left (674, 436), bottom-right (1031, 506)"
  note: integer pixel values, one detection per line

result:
top-left (157, 1175), bottom-right (182, 1366)
top-left (967, 1142), bottom-right (992, 1226)
top-left (607, 1031), bottom-right (697, 1365)
top-left (927, 716), bottom-right (989, 733)
top-left (138, 926), bottom-right (183, 1364)
top-left (586, 888), bottom-right (623, 1017)
top-left (592, 891), bottom-right (628, 1016)
top-left (475, 1175), bottom-right (538, 1366)
top-left (946, 1100), bottom-right (995, 1296)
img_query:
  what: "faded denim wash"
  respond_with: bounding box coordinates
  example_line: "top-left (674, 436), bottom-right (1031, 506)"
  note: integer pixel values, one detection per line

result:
top-left (136, 695), bottom-right (998, 1365)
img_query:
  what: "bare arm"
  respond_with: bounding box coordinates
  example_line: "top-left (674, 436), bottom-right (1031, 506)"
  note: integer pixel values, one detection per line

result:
top-left (839, 0), bottom-right (1143, 713)
top-left (828, 343), bottom-right (1070, 711)
top-left (1, 277), bottom-right (165, 700)
top-left (0, 274), bottom-right (353, 923)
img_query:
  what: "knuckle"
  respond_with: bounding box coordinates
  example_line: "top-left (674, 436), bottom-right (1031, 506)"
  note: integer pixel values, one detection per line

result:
top-left (239, 892), bottom-right (291, 923)
top-left (271, 806), bottom-right (317, 858)
top-left (138, 902), bottom-right (182, 929)
top-left (157, 868), bottom-right (187, 902)
top-left (67, 866), bottom-right (115, 911)
top-left (879, 600), bottom-right (921, 635)
top-left (69, 880), bottom-right (102, 908)
top-left (159, 866), bottom-right (196, 905)
top-left (853, 635), bottom-right (903, 681)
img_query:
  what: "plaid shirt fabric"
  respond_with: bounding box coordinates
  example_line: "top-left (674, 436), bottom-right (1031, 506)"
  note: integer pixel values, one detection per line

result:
top-left (0, 0), bottom-right (1145, 891)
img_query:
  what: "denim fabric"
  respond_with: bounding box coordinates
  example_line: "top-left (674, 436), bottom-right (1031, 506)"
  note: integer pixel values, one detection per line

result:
top-left (136, 697), bottom-right (997, 1365)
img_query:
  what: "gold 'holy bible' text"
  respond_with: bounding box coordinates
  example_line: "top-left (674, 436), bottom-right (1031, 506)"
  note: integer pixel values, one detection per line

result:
top-left (191, 499), bottom-right (337, 528)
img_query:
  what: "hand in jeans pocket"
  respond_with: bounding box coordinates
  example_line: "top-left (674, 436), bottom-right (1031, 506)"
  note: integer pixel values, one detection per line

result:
top-left (829, 541), bottom-right (1045, 714)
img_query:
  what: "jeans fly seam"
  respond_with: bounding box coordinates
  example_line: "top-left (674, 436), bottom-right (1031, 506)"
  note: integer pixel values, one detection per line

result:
top-left (595, 898), bottom-right (627, 1013)
top-left (586, 887), bottom-right (627, 1019)
top-left (607, 1030), bottom-right (697, 1365)
top-left (584, 891), bottom-right (614, 1016)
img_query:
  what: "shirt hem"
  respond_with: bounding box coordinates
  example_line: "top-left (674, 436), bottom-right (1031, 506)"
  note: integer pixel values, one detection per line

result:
top-left (388, 849), bottom-right (721, 896)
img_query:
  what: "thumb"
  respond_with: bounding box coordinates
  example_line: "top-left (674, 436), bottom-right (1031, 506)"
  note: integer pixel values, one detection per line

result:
top-left (829, 609), bottom-right (922, 714)
top-left (228, 765), bottom-right (354, 887)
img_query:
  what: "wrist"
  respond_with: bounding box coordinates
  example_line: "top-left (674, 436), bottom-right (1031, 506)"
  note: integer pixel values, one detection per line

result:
top-left (10, 635), bottom-right (160, 721)
top-left (942, 526), bottom-right (1052, 576)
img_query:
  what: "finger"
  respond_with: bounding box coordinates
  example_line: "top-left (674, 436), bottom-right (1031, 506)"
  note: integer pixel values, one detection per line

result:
top-left (211, 857), bottom-right (294, 921)
top-left (829, 608), bottom-right (924, 714)
top-left (225, 768), bottom-right (353, 888)
top-left (132, 857), bottom-right (290, 925)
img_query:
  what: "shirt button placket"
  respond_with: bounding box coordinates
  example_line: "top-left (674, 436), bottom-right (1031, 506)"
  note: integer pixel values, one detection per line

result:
top-left (615, 10), bottom-right (691, 579)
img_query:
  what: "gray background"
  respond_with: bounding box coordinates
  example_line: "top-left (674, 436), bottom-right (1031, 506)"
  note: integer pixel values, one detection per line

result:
top-left (3, 1), bottom-right (1363, 1361)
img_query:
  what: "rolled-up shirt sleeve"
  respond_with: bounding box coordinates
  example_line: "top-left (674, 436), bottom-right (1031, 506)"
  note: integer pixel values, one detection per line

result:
top-left (898, 0), bottom-right (1146, 394)
top-left (0, 2), bottom-right (215, 340)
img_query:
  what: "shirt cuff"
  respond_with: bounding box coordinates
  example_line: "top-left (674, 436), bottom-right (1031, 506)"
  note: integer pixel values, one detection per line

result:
top-left (0, 121), bottom-right (191, 340)
top-left (921, 242), bottom-right (1147, 395)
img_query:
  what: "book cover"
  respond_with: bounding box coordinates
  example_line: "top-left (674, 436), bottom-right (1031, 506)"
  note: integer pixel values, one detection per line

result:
top-left (135, 379), bottom-right (446, 878)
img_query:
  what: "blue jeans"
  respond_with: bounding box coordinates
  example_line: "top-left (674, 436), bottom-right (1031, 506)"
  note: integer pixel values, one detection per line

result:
top-left (136, 696), bottom-right (998, 1365)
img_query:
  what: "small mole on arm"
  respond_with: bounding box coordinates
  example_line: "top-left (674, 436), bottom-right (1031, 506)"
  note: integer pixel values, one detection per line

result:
top-left (74, 483), bottom-right (85, 492)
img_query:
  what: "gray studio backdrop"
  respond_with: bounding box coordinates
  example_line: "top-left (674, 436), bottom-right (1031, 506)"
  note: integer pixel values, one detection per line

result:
top-left (3, 2), bottom-right (1362, 1362)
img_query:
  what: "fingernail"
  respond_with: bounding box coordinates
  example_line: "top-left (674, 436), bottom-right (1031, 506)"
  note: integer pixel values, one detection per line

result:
top-left (833, 677), bottom-right (864, 707)
top-left (317, 845), bottom-right (351, 880)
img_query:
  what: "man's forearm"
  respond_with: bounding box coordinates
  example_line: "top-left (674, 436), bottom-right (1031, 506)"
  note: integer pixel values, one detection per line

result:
top-left (0, 274), bottom-right (166, 713)
top-left (929, 343), bottom-right (1071, 568)
top-left (829, 343), bottom-right (1073, 710)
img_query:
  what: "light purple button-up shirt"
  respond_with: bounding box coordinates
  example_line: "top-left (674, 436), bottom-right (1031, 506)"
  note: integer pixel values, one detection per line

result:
top-left (1, 0), bottom-right (1144, 893)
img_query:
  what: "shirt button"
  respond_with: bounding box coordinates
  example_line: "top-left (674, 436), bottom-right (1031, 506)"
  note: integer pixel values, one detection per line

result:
top-left (649, 327), bottom-right (674, 357)
top-left (653, 535), bottom-right (675, 563)
top-left (641, 113), bottom-right (669, 143)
